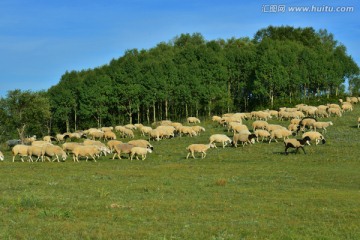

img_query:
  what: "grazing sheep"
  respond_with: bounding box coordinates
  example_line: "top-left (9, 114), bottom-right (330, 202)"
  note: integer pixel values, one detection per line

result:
top-left (312, 121), bottom-right (333, 133)
top-left (284, 136), bottom-right (311, 155)
top-left (254, 129), bottom-right (271, 142)
top-left (68, 132), bottom-right (87, 140)
top-left (0, 151), bottom-right (4, 161)
top-left (187, 117), bottom-right (201, 124)
top-left (112, 143), bottom-right (135, 160)
top-left (82, 140), bottom-right (111, 156)
top-left (191, 126), bottom-right (206, 135)
top-left (6, 139), bottom-right (22, 148)
top-left (72, 145), bottom-right (100, 162)
top-left (88, 130), bottom-right (104, 140)
top-left (290, 118), bottom-right (301, 125)
top-left (124, 124), bottom-right (137, 130)
top-left (104, 131), bottom-right (117, 140)
top-left (233, 133), bottom-right (256, 147)
top-left (341, 103), bottom-right (353, 112)
top-left (252, 120), bottom-right (269, 131)
top-left (149, 129), bottom-right (161, 141)
top-left (122, 128), bottom-right (135, 138)
top-left (297, 117), bottom-right (317, 133)
top-left (128, 139), bottom-right (154, 150)
top-left (209, 134), bottom-right (232, 148)
top-left (288, 123), bottom-right (299, 132)
top-left (130, 147), bottom-right (152, 161)
top-left (12, 145), bottom-right (30, 162)
top-left (178, 126), bottom-right (197, 137)
top-left (315, 108), bottom-right (329, 118)
top-left (43, 135), bottom-right (57, 142)
top-left (107, 140), bottom-right (123, 152)
top-left (266, 124), bottom-right (286, 132)
top-left (56, 133), bottom-right (70, 142)
top-left (186, 143), bottom-right (216, 159)
top-left (43, 145), bottom-right (67, 162)
top-left (156, 126), bottom-right (176, 139)
top-left (302, 131), bottom-right (326, 145)
top-left (31, 140), bottom-right (53, 146)
top-left (62, 142), bottom-right (83, 153)
top-left (101, 126), bottom-right (114, 132)
top-left (327, 107), bottom-right (342, 117)
top-left (140, 126), bottom-right (153, 136)
top-left (27, 145), bottom-right (45, 162)
top-left (269, 129), bottom-right (294, 143)
top-left (232, 124), bottom-right (249, 134)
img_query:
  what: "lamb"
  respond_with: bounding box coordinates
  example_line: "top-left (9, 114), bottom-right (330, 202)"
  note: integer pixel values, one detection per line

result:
top-left (302, 131), bottom-right (326, 145)
top-left (233, 132), bottom-right (256, 147)
top-left (43, 145), bottom-right (67, 162)
top-left (103, 131), bottom-right (117, 140)
top-left (12, 145), bottom-right (30, 162)
top-left (130, 147), bottom-right (152, 161)
top-left (284, 136), bottom-right (311, 155)
top-left (128, 139), bottom-right (154, 150)
top-left (72, 145), bottom-right (100, 162)
top-left (268, 129), bottom-right (294, 143)
top-left (186, 143), bottom-right (216, 159)
top-left (254, 129), bottom-right (271, 142)
top-left (187, 117), bottom-right (201, 124)
top-left (107, 140), bottom-right (123, 152)
top-left (0, 151), bottom-right (4, 161)
top-left (312, 121), bottom-right (333, 133)
top-left (112, 143), bottom-right (135, 160)
top-left (252, 120), bottom-right (269, 131)
top-left (209, 134), bottom-right (232, 148)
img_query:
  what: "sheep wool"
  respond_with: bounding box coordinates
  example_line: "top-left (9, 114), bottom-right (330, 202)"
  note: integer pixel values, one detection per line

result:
top-left (186, 144), bottom-right (215, 159)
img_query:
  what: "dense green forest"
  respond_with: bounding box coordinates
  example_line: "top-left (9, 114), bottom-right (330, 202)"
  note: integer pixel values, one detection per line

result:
top-left (1, 26), bottom-right (359, 140)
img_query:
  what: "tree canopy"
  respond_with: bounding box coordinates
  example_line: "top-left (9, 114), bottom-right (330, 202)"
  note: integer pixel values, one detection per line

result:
top-left (1, 26), bottom-right (359, 136)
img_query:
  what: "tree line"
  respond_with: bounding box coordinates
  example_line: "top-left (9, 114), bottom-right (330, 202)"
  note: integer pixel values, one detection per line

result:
top-left (1, 26), bottom-right (359, 140)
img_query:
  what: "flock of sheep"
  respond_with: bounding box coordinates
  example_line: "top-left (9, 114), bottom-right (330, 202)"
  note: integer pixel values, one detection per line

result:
top-left (0, 97), bottom-right (359, 162)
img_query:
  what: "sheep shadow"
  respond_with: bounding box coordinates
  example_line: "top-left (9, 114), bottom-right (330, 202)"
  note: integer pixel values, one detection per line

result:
top-left (273, 150), bottom-right (307, 155)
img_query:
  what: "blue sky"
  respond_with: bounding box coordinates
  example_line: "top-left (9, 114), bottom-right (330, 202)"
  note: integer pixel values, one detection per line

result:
top-left (1, 0), bottom-right (359, 97)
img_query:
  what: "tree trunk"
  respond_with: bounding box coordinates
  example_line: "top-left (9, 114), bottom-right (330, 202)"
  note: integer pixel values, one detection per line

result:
top-left (147, 108), bottom-right (150, 125)
top-left (74, 108), bottom-right (77, 131)
top-left (66, 119), bottom-right (70, 133)
top-left (153, 101), bottom-right (156, 123)
top-left (137, 104), bottom-right (140, 124)
top-left (208, 100), bottom-right (211, 117)
top-left (17, 124), bottom-right (26, 142)
top-left (185, 103), bottom-right (188, 118)
top-left (165, 99), bottom-right (168, 120)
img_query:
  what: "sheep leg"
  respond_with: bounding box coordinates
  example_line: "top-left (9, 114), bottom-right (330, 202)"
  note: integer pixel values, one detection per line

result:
top-left (91, 155), bottom-right (97, 162)
top-left (300, 146), bottom-right (306, 154)
top-left (186, 152), bottom-right (190, 159)
top-left (142, 154), bottom-right (146, 161)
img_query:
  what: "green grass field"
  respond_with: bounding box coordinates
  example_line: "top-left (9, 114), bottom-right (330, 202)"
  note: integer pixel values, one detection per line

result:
top-left (1, 106), bottom-right (359, 239)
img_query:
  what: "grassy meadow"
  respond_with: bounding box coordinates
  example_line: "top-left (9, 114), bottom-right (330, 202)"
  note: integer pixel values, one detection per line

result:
top-left (0, 105), bottom-right (360, 239)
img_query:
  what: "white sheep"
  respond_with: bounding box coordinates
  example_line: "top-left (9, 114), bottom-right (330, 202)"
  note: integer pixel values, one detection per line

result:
top-left (128, 139), bottom-right (154, 150)
top-left (122, 128), bottom-right (135, 138)
top-left (130, 147), bottom-right (152, 161)
top-left (101, 126), bottom-right (114, 132)
top-left (269, 129), bottom-right (294, 143)
top-left (266, 124), bottom-right (286, 132)
top-left (43, 145), bottom-right (67, 162)
top-left (12, 145), bottom-right (30, 162)
top-left (140, 126), bottom-right (153, 136)
top-left (209, 134), bottom-right (232, 148)
top-left (0, 151), bottom-right (4, 161)
top-left (43, 135), bottom-right (57, 143)
top-left (88, 130), bottom-right (104, 140)
top-left (186, 143), bottom-right (216, 159)
top-left (62, 142), bottom-right (84, 153)
top-left (302, 131), bottom-right (326, 145)
top-left (312, 121), bottom-right (333, 133)
top-left (191, 126), bottom-right (206, 135)
top-left (233, 133), bottom-right (256, 147)
top-left (112, 143), bottom-right (135, 160)
top-left (284, 136), bottom-right (311, 155)
top-left (83, 140), bottom-right (111, 156)
top-left (252, 120), bottom-right (269, 131)
top-left (187, 117), bottom-right (201, 124)
top-left (107, 140), bottom-right (123, 152)
top-left (327, 107), bottom-right (342, 117)
top-left (149, 129), bottom-right (161, 141)
top-left (156, 126), bottom-right (176, 138)
top-left (298, 117), bottom-right (317, 132)
top-left (56, 133), bottom-right (70, 142)
top-left (124, 124), bottom-right (137, 130)
top-left (104, 131), bottom-right (117, 140)
top-left (232, 124), bottom-right (249, 134)
top-left (254, 129), bottom-right (271, 142)
top-left (72, 145), bottom-right (100, 162)
top-left (27, 145), bottom-right (45, 162)
top-left (179, 126), bottom-right (197, 137)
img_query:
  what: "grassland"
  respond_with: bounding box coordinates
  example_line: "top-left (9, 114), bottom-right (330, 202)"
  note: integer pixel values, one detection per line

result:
top-left (0, 106), bottom-right (359, 239)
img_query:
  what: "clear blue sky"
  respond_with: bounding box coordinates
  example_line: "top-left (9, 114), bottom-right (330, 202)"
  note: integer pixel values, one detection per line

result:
top-left (1, 0), bottom-right (359, 97)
